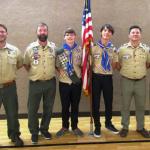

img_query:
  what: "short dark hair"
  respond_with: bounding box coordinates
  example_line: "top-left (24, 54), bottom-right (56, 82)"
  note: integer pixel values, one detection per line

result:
top-left (64, 27), bottom-right (76, 36)
top-left (0, 24), bottom-right (7, 32)
top-left (100, 24), bottom-right (114, 35)
top-left (37, 22), bottom-right (48, 31)
top-left (129, 25), bottom-right (142, 33)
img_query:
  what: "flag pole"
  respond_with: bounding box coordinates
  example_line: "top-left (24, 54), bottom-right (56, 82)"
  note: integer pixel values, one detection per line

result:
top-left (81, 0), bottom-right (94, 135)
top-left (89, 43), bottom-right (93, 135)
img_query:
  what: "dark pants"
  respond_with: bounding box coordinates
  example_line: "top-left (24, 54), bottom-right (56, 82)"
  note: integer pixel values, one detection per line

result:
top-left (0, 82), bottom-right (20, 139)
top-left (92, 73), bottom-right (113, 128)
top-left (28, 77), bottom-right (56, 135)
top-left (59, 81), bottom-right (82, 130)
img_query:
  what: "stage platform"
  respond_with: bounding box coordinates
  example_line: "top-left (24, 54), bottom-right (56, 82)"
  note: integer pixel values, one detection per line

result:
top-left (0, 116), bottom-right (150, 149)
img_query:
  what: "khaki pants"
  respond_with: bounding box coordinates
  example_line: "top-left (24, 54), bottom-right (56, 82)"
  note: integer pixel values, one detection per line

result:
top-left (121, 76), bottom-right (146, 130)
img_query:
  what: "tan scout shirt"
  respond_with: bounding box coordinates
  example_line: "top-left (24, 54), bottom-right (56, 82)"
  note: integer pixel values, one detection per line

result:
top-left (56, 46), bottom-right (82, 84)
top-left (118, 42), bottom-right (150, 79)
top-left (92, 43), bottom-right (118, 75)
top-left (24, 41), bottom-right (56, 81)
top-left (0, 43), bottom-right (23, 83)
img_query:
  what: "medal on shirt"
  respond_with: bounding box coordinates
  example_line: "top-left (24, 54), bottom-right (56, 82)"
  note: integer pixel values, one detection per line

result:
top-left (33, 59), bottom-right (39, 65)
top-left (33, 47), bottom-right (39, 65)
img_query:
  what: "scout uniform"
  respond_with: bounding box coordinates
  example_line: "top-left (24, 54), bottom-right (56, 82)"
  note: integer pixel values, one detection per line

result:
top-left (91, 41), bottom-right (118, 131)
top-left (56, 43), bottom-right (82, 131)
top-left (118, 42), bottom-right (150, 130)
top-left (24, 40), bottom-right (56, 135)
top-left (92, 42), bottom-right (118, 74)
top-left (0, 43), bottom-right (23, 139)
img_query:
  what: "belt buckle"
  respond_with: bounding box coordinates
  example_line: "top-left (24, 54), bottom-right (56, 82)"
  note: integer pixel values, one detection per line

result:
top-left (0, 84), bottom-right (3, 88)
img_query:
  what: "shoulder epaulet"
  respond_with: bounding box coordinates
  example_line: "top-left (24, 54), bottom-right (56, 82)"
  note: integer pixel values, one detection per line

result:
top-left (117, 43), bottom-right (128, 52)
top-left (110, 43), bottom-right (118, 52)
top-left (140, 43), bottom-right (149, 51)
top-left (26, 42), bottom-right (38, 50)
top-left (48, 41), bottom-right (56, 50)
top-left (121, 43), bottom-right (129, 48)
top-left (6, 43), bottom-right (18, 51)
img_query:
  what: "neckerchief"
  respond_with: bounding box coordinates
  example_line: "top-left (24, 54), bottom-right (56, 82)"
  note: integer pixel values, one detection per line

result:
top-left (63, 42), bottom-right (77, 76)
top-left (97, 40), bottom-right (112, 72)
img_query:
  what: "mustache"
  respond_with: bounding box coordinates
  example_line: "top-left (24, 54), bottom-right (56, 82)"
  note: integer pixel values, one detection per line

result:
top-left (38, 34), bottom-right (48, 42)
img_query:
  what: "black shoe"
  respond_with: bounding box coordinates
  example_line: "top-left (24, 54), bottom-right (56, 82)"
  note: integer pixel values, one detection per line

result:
top-left (72, 128), bottom-right (84, 137)
top-left (11, 135), bottom-right (24, 147)
top-left (56, 128), bottom-right (69, 137)
top-left (105, 124), bottom-right (119, 134)
top-left (136, 128), bottom-right (150, 138)
top-left (40, 131), bottom-right (52, 140)
top-left (93, 127), bottom-right (101, 138)
top-left (119, 128), bottom-right (128, 137)
top-left (31, 134), bottom-right (38, 144)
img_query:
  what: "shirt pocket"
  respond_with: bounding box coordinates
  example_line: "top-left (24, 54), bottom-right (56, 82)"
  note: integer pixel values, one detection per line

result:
top-left (74, 54), bottom-right (82, 65)
top-left (138, 53), bottom-right (146, 63)
top-left (47, 54), bottom-right (55, 66)
top-left (93, 53), bottom-right (101, 64)
top-left (122, 54), bottom-right (132, 59)
top-left (121, 54), bottom-right (133, 65)
top-left (108, 52), bottom-right (113, 62)
top-left (7, 55), bottom-right (17, 64)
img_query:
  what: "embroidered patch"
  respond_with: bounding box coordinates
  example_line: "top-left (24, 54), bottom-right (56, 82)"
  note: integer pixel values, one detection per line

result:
top-left (94, 54), bottom-right (100, 59)
top-left (122, 54), bottom-right (132, 59)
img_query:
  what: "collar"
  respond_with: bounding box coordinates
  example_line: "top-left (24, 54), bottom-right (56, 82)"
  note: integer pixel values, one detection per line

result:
top-left (97, 40), bottom-right (112, 49)
top-left (34, 40), bottom-right (56, 49)
top-left (2, 43), bottom-right (9, 49)
top-left (1, 43), bottom-right (17, 51)
top-left (127, 42), bottom-right (143, 49)
top-left (63, 42), bottom-right (77, 51)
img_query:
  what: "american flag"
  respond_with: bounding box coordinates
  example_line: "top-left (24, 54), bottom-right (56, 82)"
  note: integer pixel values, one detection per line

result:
top-left (82, 0), bottom-right (93, 95)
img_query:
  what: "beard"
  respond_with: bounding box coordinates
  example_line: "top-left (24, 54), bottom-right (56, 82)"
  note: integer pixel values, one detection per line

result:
top-left (0, 36), bottom-right (7, 43)
top-left (38, 34), bottom-right (48, 42)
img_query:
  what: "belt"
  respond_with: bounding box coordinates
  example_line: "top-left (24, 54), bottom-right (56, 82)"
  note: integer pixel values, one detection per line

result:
top-left (0, 80), bottom-right (15, 88)
top-left (122, 76), bottom-right (145, 81)
top-left (30, 77), bottom-right (55, 83)
top-left (30, 80), bottom-right (49, 83)
top-left (92, 72), bottom-right (112, 77)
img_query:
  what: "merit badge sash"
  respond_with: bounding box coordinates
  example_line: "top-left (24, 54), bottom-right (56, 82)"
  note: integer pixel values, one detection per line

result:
top-left (57, 43), bottom-right (81, 84)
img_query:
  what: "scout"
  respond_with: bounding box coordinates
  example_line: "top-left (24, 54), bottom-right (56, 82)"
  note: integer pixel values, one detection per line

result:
top-left (91, 24), bottom-right (119, 138)
top-left (24, 22), bottom-right (56, 144)
top-left (56, 28), bottom-right (83, 137)
top-left (117, 25), bottom-right (150, 138)
top-left (0, 24), bottom-right (24, 147)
